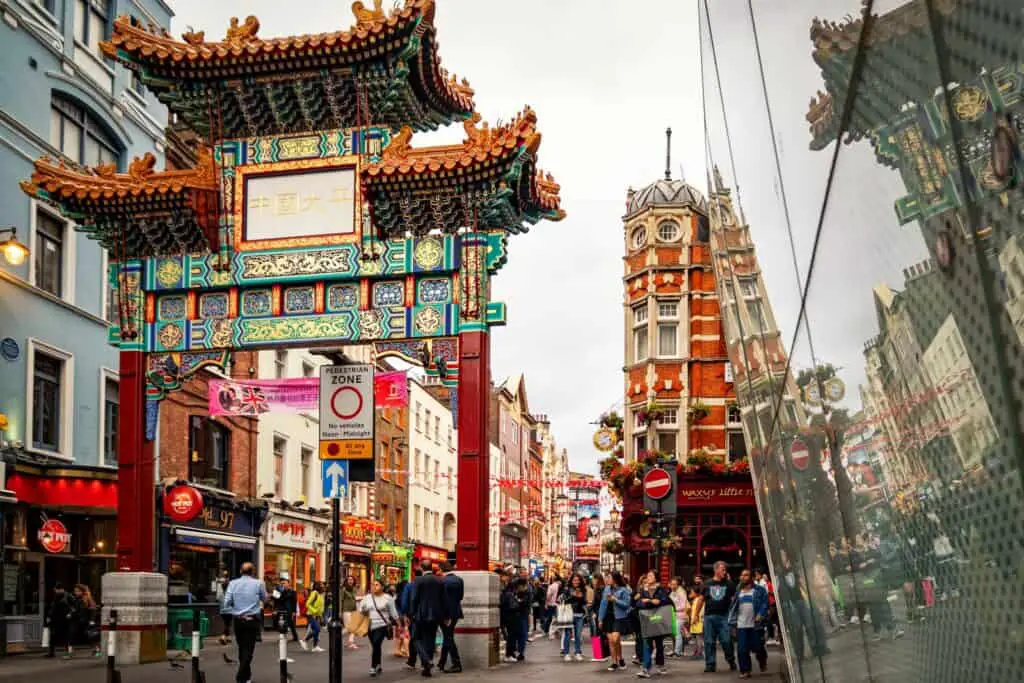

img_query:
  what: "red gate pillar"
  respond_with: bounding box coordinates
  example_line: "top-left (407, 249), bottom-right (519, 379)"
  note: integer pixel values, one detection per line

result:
top-left (117, 349), bottom-right (155, 572)
top-left (455, 330), bottom-right (490, 571)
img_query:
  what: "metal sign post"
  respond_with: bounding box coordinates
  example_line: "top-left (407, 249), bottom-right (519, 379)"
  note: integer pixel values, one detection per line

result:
top-left (319, 362), bottom-right (374, 683)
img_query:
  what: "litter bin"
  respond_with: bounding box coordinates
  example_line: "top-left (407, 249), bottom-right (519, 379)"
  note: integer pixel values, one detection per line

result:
top-left (168, 607), bottom-right (209, 651)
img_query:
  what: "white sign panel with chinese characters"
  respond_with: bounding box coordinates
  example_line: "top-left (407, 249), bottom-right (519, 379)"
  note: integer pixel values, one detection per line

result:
top-left (244, 167), bottom-right (356, 242)
top-left (265, 514), bottom-right (316, 550)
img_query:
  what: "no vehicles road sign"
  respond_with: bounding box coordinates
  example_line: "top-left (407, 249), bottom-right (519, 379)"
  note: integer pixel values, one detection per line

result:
top-left (319, 364), bottom-right (374, 460)
top-left (643, 468), bottom-right (673, 500)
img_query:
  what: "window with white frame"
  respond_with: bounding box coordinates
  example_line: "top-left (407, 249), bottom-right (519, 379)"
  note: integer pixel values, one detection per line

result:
top-left (655, 408), bottom-right (678, 426)
top-left (27, 342), bottom-right (73, 458)
top-left (657, 220), bottom-right (681, 242)
top-left (34, 208), bottom-right (65, 298)
top-left (657, 323), bottom-right (678, 356)
top-left (433, 461), bottom-right (440, 491)
top-left (634, 305), bottom-right (648, 325)
top-left (447, 467), bottom-right (454, 498)
top-left (634, 434), bottom-right (647, 456)
top-left (425, 409), bottom-right (432, 435)
top-left (273, 436), bottom-right (287, 497)
top-left (447, 425), bottom-right (453, 448)
top-left (657, 432), bottom-right (677, 456)
top-left (630, 226), bottom-right (647, 250)
top-left (300, 446), bottom-right (313, 502)
top-left (274, 350), bottom-right (287, 379)
top-left (747, 300), bottom-right (769, 334)
top-left (102, 373), bottom-right (118, 466)
top-left (725, 363), bottom-right (734, 384)
top-left (434, 416), bottom-right (441, 443)
top-left (50, 95), bottom-right (117, 165)
top-left (415, 402), bottom-right (422, 431)
top-left (414, 504), bottom-right (422, 538)
top-left (301, 361), bottom-right (315, 378)
top-left (74, 0), bottom-right (109, 55)
top-left (633, 304), bottom-right (649, 363)
top-left (739, 278), bottom-right (758, 298)
top-left (727, 404), bottom-right (742, 425)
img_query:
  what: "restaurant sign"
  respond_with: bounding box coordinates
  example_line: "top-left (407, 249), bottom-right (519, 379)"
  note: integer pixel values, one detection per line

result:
top-left (677, 482), bottom-right (755, 507)
top-left (265, 515), bottom-right (315, 550)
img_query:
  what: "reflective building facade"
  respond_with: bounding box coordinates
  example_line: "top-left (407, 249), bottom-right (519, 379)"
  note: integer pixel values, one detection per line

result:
top-left (699, 1), bottom-right (1024, 680)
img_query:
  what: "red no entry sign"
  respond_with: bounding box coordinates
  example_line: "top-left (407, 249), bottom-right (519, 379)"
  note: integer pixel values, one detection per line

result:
top-left (643, 468), bottom-right (672, 500)
top-left (790, 439), bottom-right (809, 471)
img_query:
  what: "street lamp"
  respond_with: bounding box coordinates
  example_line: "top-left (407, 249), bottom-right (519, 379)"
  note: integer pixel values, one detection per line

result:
top-left (609, 507), bottom-right (620, 527)
top-left (0, 227), bottom-right (29, 266)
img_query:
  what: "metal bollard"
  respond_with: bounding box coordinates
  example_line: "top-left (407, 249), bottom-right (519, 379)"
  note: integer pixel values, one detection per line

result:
top-left (107, 609), bottom-right (121, 683)
top-left (277, 613), bottom-right (289, 683)
top-left (191, 610), bottom-right (206, 683)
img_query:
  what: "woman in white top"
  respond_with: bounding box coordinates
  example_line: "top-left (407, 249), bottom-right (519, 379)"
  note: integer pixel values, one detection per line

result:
top-left (359, 579), bottom-right (400, 677)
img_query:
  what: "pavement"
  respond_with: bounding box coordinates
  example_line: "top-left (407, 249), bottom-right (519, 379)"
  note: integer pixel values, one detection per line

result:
top-left (0, 631), bottom-right (786, 683)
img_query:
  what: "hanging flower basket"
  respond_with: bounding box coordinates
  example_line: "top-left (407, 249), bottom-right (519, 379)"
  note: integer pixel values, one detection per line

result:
top-left (688, 399), bottom-right (710, 423)
top-left (603, 539), bottom-right (625, 555)
top-left (636, 400), bottom-right (665, 427)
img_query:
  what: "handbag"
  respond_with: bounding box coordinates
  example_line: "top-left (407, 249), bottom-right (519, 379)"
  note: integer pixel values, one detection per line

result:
top-left (347, 610), bottom-right (370, 638)
top-left (555, 602), bottom-right (574, 628)
top-left (370, 596), bottom-right (395, 640)
top-left (638, 605), bottom-right (674, 639)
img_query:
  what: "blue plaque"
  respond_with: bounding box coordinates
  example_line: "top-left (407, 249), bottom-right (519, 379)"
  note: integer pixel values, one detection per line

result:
top-left (1, 338), bottom-right (19, 361)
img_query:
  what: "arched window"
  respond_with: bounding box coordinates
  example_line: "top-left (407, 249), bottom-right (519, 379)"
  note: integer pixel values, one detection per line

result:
top-left (630, 226), bottom-right (647, 250)
top-left (49, 94), bottom-right (118, 166)
top-left (657, 220), bottom-right (681, 242)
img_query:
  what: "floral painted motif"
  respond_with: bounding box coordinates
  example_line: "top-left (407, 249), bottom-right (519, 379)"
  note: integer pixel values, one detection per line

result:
top-left (413, 237), bottom-right (444, 270)
top-left (208, 319), bottom-right (234, 348)
top-left (241, 290), bottom-right (272, 317)
top-left (199, 293), bottom-right (230, 319)
top-left (359, 309), bottom-right (384, 339)
top-left (327, 284), bottom-right (359, 310)
top-left (419, 279), bottom-right (450, 304)
top-left (158, 296), bottom-right (187, 321)
top-left (239, 248), bottom-right (354, 281)
top-left (239, 313), bottom-right (358, 345)
top-left (156, 258), bottom-right (184, 287)
top-left (157, 323), bottom-right (184, 349)
top-left (373, 282), bottom-right (404, 308)
top-left (284, 287), bottom-right (315, 314)
top-left (414, 306), bottom-right (443, 336)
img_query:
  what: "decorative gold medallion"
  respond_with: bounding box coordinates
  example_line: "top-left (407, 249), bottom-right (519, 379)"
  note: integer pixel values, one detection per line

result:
top-left (824, 377), bottom-right (846, 403)
top-left (359, 310), bottom-right (383, 339)
top-left (156, 258), bottom-right (184, 287)
top-left (158, 323), bottom-right (184, 349)
top-left (953, 86), bottom-right (986, 121)
top-left (414, 238), bottom-right (444, 270)
top-left (414, 306), bottom-right (442, 336)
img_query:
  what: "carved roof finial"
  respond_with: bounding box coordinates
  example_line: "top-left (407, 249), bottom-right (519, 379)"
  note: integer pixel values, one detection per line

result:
top-left (352, 0), bottom-right (385, 27)
top-left (224, 16), bottom-right (260, 45)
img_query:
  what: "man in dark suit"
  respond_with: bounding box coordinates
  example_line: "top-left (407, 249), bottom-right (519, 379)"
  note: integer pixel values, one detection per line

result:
top-left (409, 561), bottom-right (447, 677)
top-left (439, 562), bottom-right (464, 673)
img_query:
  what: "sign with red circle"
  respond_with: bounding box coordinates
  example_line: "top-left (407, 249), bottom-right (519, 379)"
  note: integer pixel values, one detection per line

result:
top-left (790, 439), bottom-right (810, 471)
top-left (38, 518), bottom-right (71, 554)
top-left (643, 468), bottom-right (673, 500)
top-left (163, 485), bottom-right (204, 522)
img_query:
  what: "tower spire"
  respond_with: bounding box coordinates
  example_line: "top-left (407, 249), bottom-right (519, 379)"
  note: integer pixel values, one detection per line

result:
top-left (664, 127), bottom-right (672, 181)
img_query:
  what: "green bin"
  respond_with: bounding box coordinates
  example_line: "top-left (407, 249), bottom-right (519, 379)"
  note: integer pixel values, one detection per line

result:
top-left (167, 608), bottom-right (209, 651)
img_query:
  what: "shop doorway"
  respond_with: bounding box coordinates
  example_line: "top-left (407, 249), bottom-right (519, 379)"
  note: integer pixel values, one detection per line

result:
top-left (699, 527), bottom-right (748, 578)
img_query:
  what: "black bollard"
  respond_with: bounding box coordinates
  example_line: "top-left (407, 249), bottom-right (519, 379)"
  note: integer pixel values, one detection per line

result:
top-left (191, 609), bottom-right (206, 683)
top-left (277, 613), bottom-right (290, 683)
top-left (106, 609), bottom-right (121, 683)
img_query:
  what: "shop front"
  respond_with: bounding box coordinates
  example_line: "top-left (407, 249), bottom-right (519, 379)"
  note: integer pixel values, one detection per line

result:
top-left (499, 522), bottom-right (526, 566)
top-left (371, 541), bottom-right (412, 586)
top-left (157, 484), bottom-right (267, 603)
top-left (261, 508), bottom-right (327, 626)
top-left (623, 478), bottom-right (763, 583)
top-left (412, 543), bottom-right (447, 568)
top-left (2, 465), bottom-right (117, 652)
top-left (339, 517), bottom-right (381, 595)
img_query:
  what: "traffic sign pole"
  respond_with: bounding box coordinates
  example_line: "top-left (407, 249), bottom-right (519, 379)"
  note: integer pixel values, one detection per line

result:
top-left (328, 496), bottom-right (342, 683)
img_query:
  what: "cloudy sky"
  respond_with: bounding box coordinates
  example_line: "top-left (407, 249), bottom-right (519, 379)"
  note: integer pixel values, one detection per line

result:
top-left (170, 0), bottom-right (929, 474)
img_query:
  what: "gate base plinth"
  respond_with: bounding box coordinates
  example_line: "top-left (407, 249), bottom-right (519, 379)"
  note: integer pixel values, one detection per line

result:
top-left (101, 572), bottom-right (168, 664)
top-left (454, 571), bottom-right (500, 670)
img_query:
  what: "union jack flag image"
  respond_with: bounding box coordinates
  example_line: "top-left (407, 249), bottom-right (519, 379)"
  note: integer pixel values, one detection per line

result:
top-left (237, 386), bottom-right (270, 415)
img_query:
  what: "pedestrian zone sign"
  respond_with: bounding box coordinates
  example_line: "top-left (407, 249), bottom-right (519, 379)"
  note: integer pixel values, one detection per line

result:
top-left (319, 364), bottom-right (374, 460)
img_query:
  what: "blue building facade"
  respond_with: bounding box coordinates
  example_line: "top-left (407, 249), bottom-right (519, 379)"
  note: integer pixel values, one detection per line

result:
top-left (0, 0), bottom-right (171, 653)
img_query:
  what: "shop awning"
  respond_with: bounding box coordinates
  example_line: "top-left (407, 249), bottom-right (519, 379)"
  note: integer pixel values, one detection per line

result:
top-left (172, 526), bottom-right (258, 550)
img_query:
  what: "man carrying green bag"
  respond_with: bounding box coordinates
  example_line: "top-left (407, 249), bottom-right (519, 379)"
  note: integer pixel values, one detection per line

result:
top-left (635, 571), bottom-right (673, 678)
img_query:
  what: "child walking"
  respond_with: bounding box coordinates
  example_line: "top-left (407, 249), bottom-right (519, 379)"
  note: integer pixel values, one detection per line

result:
top-left (688, 587), bottom-right (705, 659)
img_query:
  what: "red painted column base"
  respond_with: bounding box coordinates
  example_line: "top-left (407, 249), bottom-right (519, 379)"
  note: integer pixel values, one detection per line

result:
top-left (117, 350), bottom-right (155, 572)
top-left (455, 330), bottom-right (490, 572)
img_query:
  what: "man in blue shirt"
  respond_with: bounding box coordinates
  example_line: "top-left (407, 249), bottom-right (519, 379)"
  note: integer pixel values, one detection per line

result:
top-left (223, 563), bottom-right (267, 683)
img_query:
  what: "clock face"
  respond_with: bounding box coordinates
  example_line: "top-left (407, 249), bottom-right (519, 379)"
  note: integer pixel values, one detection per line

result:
top-left (804, 383), bottom-right (821, 405)
top-left (824, 377), bottom-right (846, 403)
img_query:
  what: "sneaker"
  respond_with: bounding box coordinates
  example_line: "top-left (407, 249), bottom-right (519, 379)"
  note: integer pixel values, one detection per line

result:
top-left (299, 640), bottom-right (309, 651)
top-left (739, 674), bottom-right (752, 680)
top-left (703, 667), bottom-right (715, 673)
top-left (287, 658), bottom-right (296, 664)
top-left (312, 646), bottom-right (325, 653)
top-left (575, 654), bottom-right (585, 662)
top-left (516, 655), bottom-right (525, 662)
top-left (636, 670), bottom-right (651, 679)
top-left (656, 668), bottom-right (668, 676)
top-left (849, 616), bottom-right (860, 625)
top-left (564, 655), bottom-right (572, 662)
top-left (893, 629), bottom-right (906, 639)
top-left (632, 657), bottom-right (641, 665)
top-left (370, 669), bottom-right (379, 677)
top-left (592, 657), bottom-right (610, 663)
top-left (504, 656), bottom-right (518, 663)
top-left (872, 634), bottom-right (883, 642)
top-left (766, 638), bottom-right (779, 647)
top-left (606, 664), bottom-right (620, 672)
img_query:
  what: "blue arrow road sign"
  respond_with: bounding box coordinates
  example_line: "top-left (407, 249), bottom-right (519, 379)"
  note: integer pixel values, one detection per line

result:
top-left (322, 460), bottom-right (349, 500)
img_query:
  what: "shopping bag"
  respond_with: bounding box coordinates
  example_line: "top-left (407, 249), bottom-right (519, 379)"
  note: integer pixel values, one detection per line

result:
top-left (591, 635), bottom-right (604, 660)
top-left (347, 611), bottom-right (370, 638)
top-left (555, 603), bottom-right (574, 628)
top-left (638, 605), bottom-right (674, 639)
top-left (671, 610), bottom-right (679, 639)
top-left (922, 578), bottom-right (935, 607)
top-left (41, 626), bottom-right (50, 649)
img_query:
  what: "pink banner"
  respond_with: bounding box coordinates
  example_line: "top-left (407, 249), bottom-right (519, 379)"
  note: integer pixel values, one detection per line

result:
top-left (208, 371), bottom-right (409, 416)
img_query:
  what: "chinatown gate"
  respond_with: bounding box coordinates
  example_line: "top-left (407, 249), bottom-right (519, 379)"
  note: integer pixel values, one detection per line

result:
top-left (20, 0), bottom-right (563, 666)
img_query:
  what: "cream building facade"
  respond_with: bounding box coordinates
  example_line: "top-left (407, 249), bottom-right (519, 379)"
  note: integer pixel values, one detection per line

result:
top-left (409, 376), bottom-right (458, 550)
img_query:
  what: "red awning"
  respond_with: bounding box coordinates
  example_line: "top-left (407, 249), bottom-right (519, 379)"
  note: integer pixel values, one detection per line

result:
top-left (7, 472), bottom-right (117, 510)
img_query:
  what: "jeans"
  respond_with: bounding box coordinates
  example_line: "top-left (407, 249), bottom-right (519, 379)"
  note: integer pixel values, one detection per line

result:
top-left (519, 616), bottom-right (530, 656)
top-left (439, 619), bottom-right (461, 670)
top-left (233, 617), bottom-right (261, 683)
top-left (415, 620), bottom-right (439, 670)
top-left (542, 606), bottom-right (556, 635)
top-left (673, 611), bottom-right (686, 656)
top-left (702, 614), bottom-right (734, 669)
top-left (736, 627), bottom-right (767, 674)
top-left (560, 614), bottom-right (584, 655)
top-left (504, 616), bottom-right (527, 657)
top-left (304, 616), bottom-right (321, 647)
top-left (641, 636), bottom-right (665, 670)
top-left (369, 627), bottom-right (388, 669)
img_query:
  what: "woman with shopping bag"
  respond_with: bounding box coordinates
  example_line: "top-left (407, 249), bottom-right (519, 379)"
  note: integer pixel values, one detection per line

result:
top-left (635, 571), bottom-right (673, 678)
top-left (558, 574), bottom-right (587, 662)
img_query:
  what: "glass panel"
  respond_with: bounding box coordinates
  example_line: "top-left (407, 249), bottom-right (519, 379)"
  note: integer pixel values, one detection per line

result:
top-left (634, 327), bottom-right (648, 361)
top-left (87, 8), bottom-right (104, 51)
top-left (61, 117), bottom-right (82, 163)
top-left (658, 323), bottom-right (678, 356)
top-left (701, 1), bottom-right (1024, 681)
top-left (104, 377), bottom-right (118, 465)
top-left (73, 0), bottom-right (86, 42)
top-left (49, 108), bottom-right (61, 149)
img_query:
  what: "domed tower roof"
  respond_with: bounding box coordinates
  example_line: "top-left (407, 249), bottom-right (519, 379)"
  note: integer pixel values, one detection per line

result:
top-left (627, 178), bottom-right (707, 215)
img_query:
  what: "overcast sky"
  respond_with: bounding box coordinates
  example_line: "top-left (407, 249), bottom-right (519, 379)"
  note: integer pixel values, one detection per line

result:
top-left (169, 0), bottom-right (929, 474)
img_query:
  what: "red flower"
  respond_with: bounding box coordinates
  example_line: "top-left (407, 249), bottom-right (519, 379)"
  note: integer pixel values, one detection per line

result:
top-left (710, 463), bottom-right (727, 474)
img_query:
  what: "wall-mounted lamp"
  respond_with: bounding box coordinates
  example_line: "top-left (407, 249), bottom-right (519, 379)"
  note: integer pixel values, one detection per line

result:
top-left (0, 227), bottom-right (29, 266)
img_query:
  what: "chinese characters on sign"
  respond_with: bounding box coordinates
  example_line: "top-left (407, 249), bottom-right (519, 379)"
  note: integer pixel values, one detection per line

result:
top-left (244, 167), bottom-right (356, 243)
